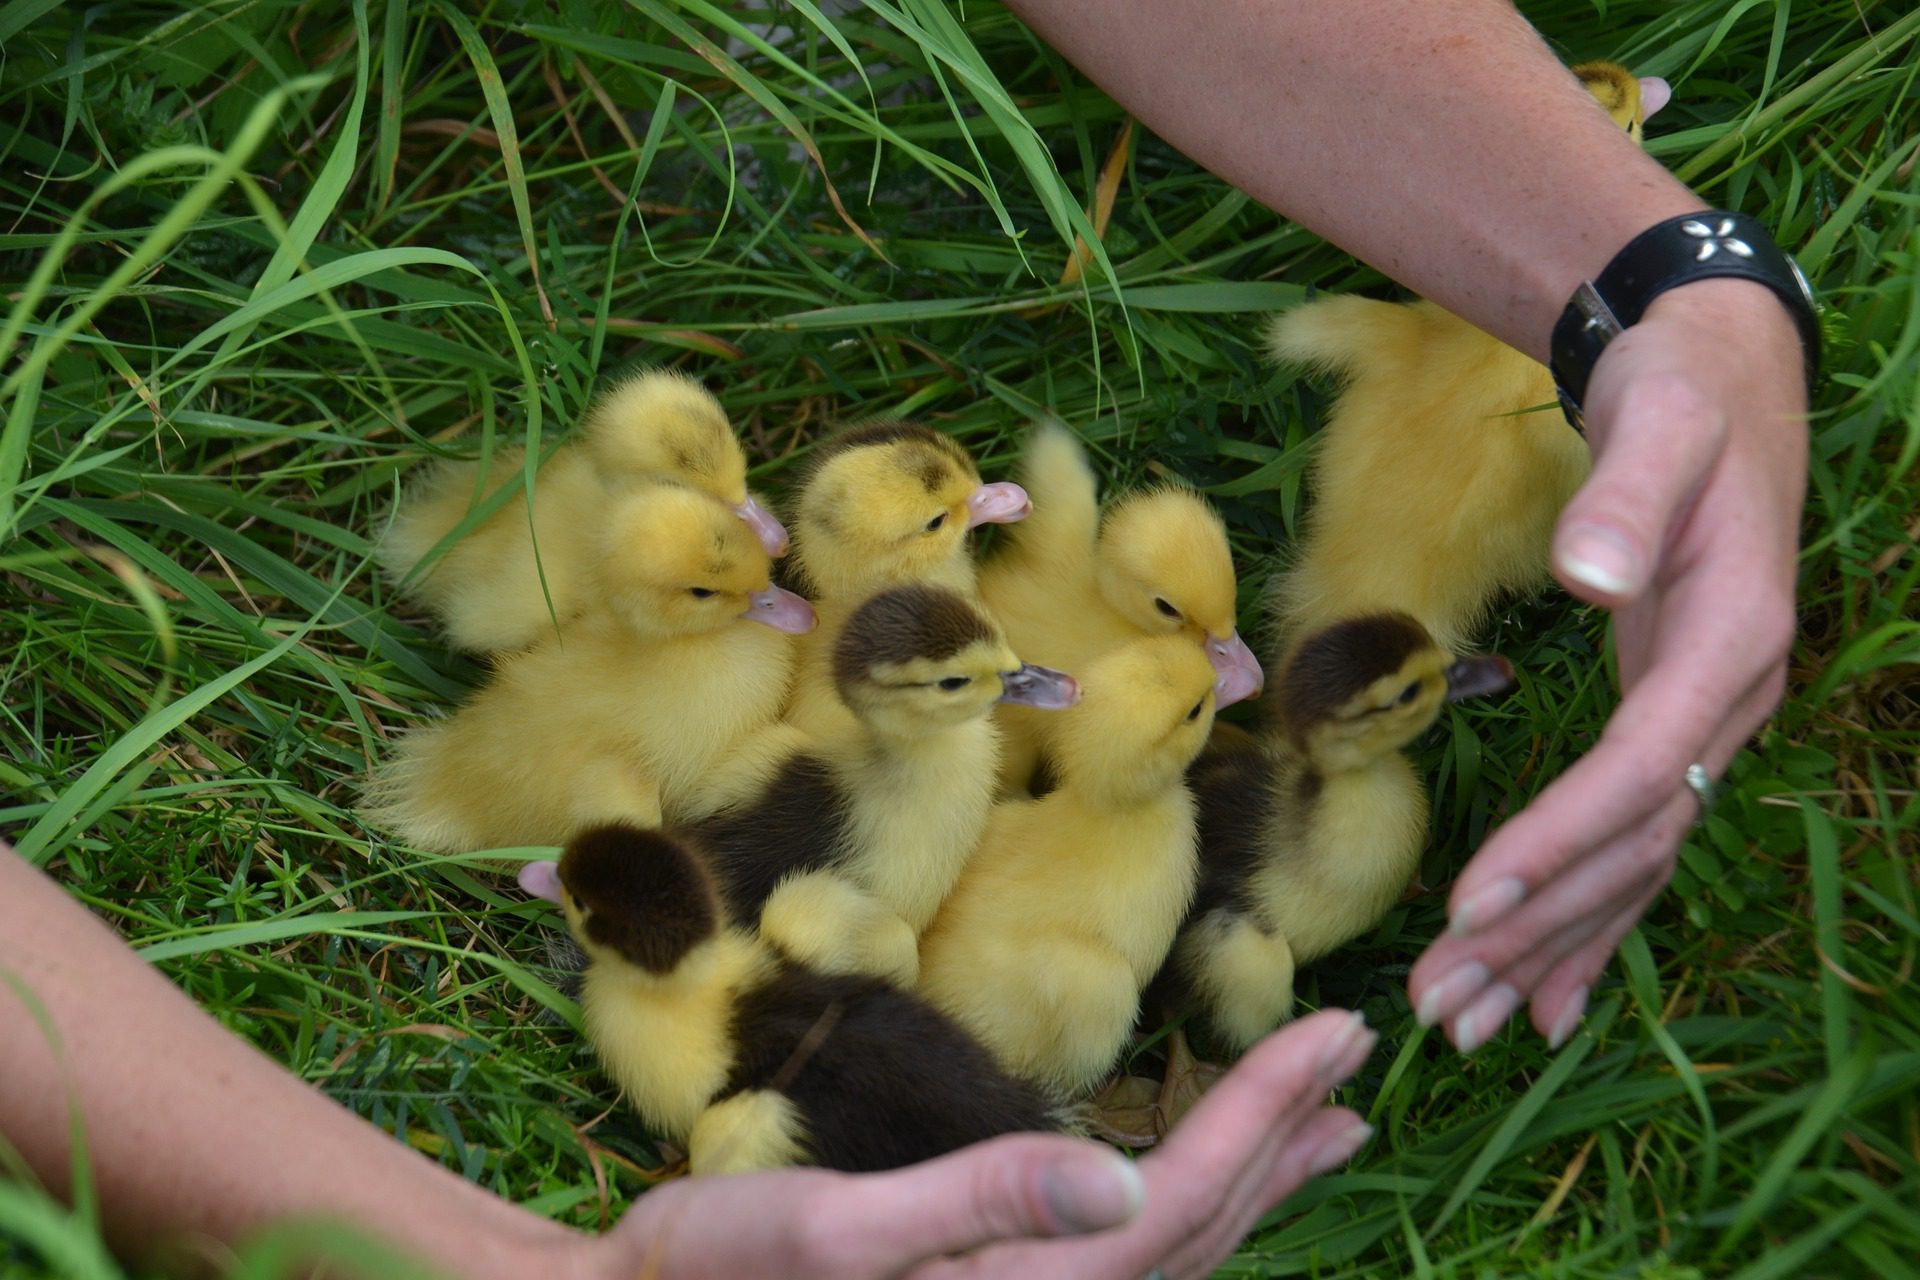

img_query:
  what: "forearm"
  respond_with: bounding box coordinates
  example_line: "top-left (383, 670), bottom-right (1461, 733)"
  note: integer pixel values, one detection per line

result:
top-left (0, 845), bottom-right (583, 1279)
top-left (1007, 0), bottom-right (1706, 359)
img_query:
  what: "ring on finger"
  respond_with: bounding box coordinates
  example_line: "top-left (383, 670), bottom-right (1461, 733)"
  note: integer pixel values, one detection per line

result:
top-left (1683, 762), bottom-right (1719, 822)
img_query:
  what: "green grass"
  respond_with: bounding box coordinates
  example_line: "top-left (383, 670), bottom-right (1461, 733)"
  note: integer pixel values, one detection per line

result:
top-left (2, 0), bottom-right (1916, 1275)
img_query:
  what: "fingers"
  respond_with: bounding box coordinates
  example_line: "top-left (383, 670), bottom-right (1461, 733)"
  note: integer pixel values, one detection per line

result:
top-left (802, 1133), bottom-right (1144, 1275)
top-left (1554, 344), bottom-right (1727, 605)
top-left (1525, 890), bottom-right (1659, 1046)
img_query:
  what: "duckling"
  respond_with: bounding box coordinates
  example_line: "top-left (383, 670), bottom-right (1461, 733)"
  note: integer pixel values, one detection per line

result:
top-left (1160, 613), bottom-right (1512, 1051)
top-left (917, 634), bottom-right (1218, 1097)
top-left (686, 584), bottom-right (1079, 985)
top-left (978, 424), bottom-right (1263, 793)
top-left (781, 421), bottom-right (1030, 738)
top-left (363, 483), bottom-right (814, 852)
top-left (1262, 62), bottom-right (1667, 655)
top-left (519, 822), bottom-right (1065, 1173)
top-left (378, 370), bottom-right (788, 653)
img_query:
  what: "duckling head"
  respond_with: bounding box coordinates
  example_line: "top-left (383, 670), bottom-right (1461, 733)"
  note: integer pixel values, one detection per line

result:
top-left (832, 584), bottom-right (1080, 737)
top-left (596, 483), bottom-right (814, 639)
top-left (519, 822), bottom-right (725, 978)
top-left (586, 370), bottom-right (788, 556)
top-left (1094, 487), bottom-right (1264, 707)
top-left (1276, 613), bottom-right (1513, 773)
top-left (1572, 60), bottom-right (1670, 142)
top-left (792, 422), bottom-right (1030, 598)
top-left (1050, 633), bottom-right (1219, 801)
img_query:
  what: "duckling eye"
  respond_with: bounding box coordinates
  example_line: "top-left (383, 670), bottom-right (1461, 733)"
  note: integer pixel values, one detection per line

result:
top-left (1397, 681), bottom-right (1421, 705)
top-left (688, 587), bottom-right (716, 599)
top-left (1154, 597), bottom-right (1181, 620)
top-left (937, 676), bottom-right (972, 691)
top-left (1186, 698), bottom-right (1204, 722)
top-left (925, 513), bottom-right (947, 533)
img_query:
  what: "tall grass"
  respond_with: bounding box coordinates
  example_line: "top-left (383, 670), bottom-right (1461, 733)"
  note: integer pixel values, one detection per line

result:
top-left (2, 1), bottom-right (1916, 1274)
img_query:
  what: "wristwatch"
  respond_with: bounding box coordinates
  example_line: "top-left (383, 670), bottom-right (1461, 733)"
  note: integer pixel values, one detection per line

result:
top-left (1548, 210), bottom-right (1821, 434)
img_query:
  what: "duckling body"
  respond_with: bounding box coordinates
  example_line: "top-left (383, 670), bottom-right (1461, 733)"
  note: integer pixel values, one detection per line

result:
top-left (686, 586), bottom-right (1079, 984)
top-left (918, 635), bottom-right (1217, 1097)
top-left (1263, 63), bottom-right (1661, 655)
top-left (364, 485), bottom-right (814, 851)
top-left (378, 372), bottom-right (786, 653)
top-left (782, 422), bottom-right (1030, 740)
top-left (1161, 614), bottom-right (1512, 1051)
top-left (522, 823), bottom-right (1063, 1174)
top-left (978, 425), bottom-right (1261, 793)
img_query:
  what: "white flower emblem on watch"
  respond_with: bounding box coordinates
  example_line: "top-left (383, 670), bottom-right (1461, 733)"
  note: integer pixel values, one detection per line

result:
top-left (1680, 217), bottom-right (1755, 262)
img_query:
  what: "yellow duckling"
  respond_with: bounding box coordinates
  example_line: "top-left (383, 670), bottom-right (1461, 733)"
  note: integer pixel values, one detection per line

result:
top-left (519, 823), bottom-right (1065, 1173)
top-left (782, 421), bottom-right (1030, 738)
top-left (363, 483), bottom-right (814, 851)
top-left (1161, 613), bottom-right (1512, 1051)
top-left (1263, 62), bottom-right (1666, 655)
top-left (378, 370), bottom-right (788, 653)
top-left (978, 424), bottom-right (1263, 792)
top-left (686, 584), bottom-right (1079, 986)
top-left (917, 634), bottom-right (1218, 1097)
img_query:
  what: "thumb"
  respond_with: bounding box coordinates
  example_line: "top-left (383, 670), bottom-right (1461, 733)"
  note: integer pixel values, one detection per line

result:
top-left (1553, 349), bottom-right (1726, 606)
top-left (818, 1134), bottom-right (1144, 1273)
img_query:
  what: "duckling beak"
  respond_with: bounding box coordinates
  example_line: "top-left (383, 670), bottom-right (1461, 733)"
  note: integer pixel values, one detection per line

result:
top-left (1208, 630), bottom-right (1264, 709)
top-left (518, 860), bottom-right (565, 904)
top-left (1443, 655), bottom-right (1515, 703)
top-left (965, 482), bottom-right (1032, 528)
top-left (731, 496), bottom-right (790, 557)
top-left (1639, 76), bottom-right (1672, 121)
top-left (742, 586), bottom-right (817, 634)
top-left (997, 662), bottom-right (1081, 710)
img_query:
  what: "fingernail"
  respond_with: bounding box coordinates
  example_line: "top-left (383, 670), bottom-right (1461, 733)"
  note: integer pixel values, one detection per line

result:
top-left (1558, 523), bottom-right (1645, 596)
top-left (1450, 877), bottom-right (1526, 937)
top-left (1548, 985), bottom-right (1590, 1050)
top-left (1416, 961), bottom-right (1489, 1029)
top-left (1452, 983), bottom-right (1521, 1054)
top-left (1315, 1010), bottom-right (1370, 1083)
top-left (1041, 1151), bottom-right (1145, 1234)
top-left (1305, 1121), bottom-right (1374, 1176)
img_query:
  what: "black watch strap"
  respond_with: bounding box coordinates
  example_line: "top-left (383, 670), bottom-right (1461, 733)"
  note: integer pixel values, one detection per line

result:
top-left (1548, 210), bottom-right (1820, 433)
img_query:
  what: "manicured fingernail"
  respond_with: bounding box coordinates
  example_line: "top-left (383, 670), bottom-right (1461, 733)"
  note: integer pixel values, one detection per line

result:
top-left (1450, 877), bottom-right (1526, 937)
top-left (1305, 1121), bottom-right (1374, 1176)
top-left (1558, 524), bottom-right (1645, 596)
top-left (1548, 985), bottom-right (1590, 1050)
top-left (1452, 982), bottom-right (1521, 1053)
top-left (1315, 1010), bottom-right (1371, 1083)
top-left (1041, 1151), bottom-right (1145, 1234)
top-left (1416, 961), bottom-right (1489, 1028)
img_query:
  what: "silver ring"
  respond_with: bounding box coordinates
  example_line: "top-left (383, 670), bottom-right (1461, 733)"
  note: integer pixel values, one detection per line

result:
top-left (1683, 762), bottom-right (1719, 817)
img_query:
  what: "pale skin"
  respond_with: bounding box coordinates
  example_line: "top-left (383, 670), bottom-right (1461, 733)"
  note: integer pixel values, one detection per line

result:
top-left (0, 844), bottom-right (1372, 1279)
top-left (1006, 0), bottom-right (1807, 1051)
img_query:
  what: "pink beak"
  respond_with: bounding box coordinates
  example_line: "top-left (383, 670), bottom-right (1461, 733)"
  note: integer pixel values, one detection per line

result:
top-left (731, 496), bottom-right (790, 558)
top-left (1208, 630), bottom-right (1264, 709)
top-left (742, 585), bottom-right (817, 634)
top-left (518, 860), bottom-right (564, 904)
top-left (965, 482), bottom-right (1032, 529)
top-left (1639, 76), bottom-right (1672, 121)
top-left (997, 662), bottom-right (1081, 710)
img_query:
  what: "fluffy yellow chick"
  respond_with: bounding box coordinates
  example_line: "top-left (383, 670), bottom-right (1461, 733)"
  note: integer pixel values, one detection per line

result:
top-left (378, 370), bottom-right (787, 653)
top-left (1160, 613), bottom-right (1512, 1051)
top-left (978, 424), bottom-right (1263, 793)
top-left (782, 421), bottom-right (1030, 738)
top-left (363, 483), bottom-right (814, 851)
top-left (917, 634), bottom-right (1218, 1097)
top-left (520, 824), bottom-right (1064, 1173)
top-left (1263, 62), bottom-right (1666, 655)
top-left (686, 585), bottom-right (1079, 986)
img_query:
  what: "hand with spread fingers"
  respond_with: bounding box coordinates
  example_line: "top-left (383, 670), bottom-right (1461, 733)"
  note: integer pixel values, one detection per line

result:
top-left (588, 1009), bottom-right (1376, 1280)
top-left (1408, 278), bottom-right (1808, 1052)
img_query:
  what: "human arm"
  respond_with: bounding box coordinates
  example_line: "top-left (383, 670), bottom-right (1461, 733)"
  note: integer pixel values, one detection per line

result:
top-left (1004, 0), bottom-right (1809, 1049)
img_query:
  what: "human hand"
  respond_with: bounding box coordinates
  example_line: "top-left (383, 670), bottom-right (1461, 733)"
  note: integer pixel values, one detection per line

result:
top-left (1409, 276), bottom-right (1809, 1051)
top-left (578, 1008), bottom-right (1376, 1280)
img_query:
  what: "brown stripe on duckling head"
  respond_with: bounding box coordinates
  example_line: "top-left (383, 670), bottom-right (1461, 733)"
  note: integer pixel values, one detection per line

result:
top-left (559, 822), bottom-right (721, 974)
top-left (1277, 612), bottom-right (1436, 735)
top-left (831, 585), bottom-right (997, 698)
